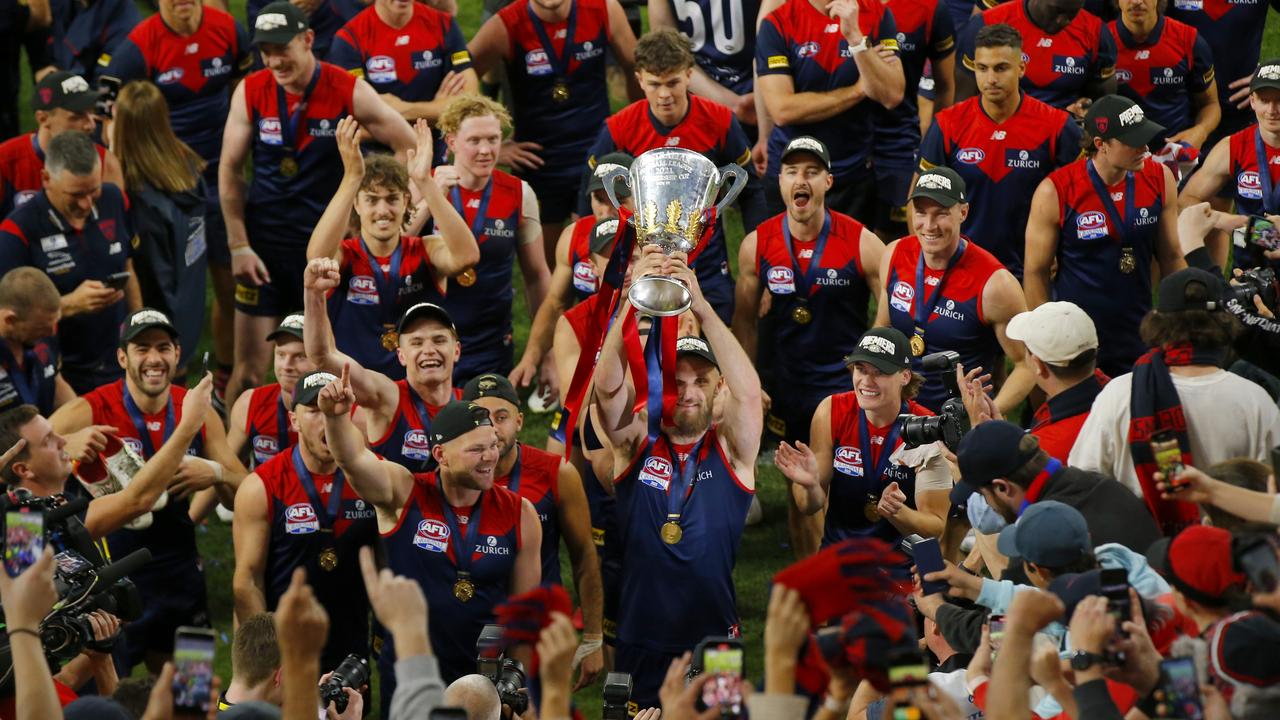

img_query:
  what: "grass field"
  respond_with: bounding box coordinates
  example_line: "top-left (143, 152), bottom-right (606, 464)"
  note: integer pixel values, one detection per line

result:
top-left (14, 2), bottom-right (1280, 716)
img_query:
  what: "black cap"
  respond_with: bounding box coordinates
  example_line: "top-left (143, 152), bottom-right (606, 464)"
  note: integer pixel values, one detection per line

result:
top-left (843, 328), bottom-right (912, 373)
top-left (950, 420), bottom-right (1041, 504)
top-left (429, 400), bottom-right (494, 448)
top-left (252, 1), bottom-right (310, 46)
top-left (1083, 95), bottom-right (1166, 148)
top-left (676, 336), bottom-right (718, 368)
top-left (779, 136), bottom-right (831, 171)
top-left (587, 153), bottom-right (634, 198)
top-left (119, 308), bottom-right (179, 348)
top-left (461, 373), bottom-right (520, 407)
top-left (291, 370), bottom-right (339, 408)
top-left (589, 217), bottom-right (621, 255)
top-left (33, 71), bottom-right (101, 113)
top-left (909, 167), bottom-right (967, 207)
top-left (266, 313), bottom-right (304, 342)
top-left (397, 302), bottom-right (456, 335)
top-left (1251, 59), bottom-right (1280, 93)
top-left (1156, 267), bottom-right (1226, 313)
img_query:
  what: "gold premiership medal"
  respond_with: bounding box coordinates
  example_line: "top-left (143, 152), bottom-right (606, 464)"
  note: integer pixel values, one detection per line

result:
top-left (660, 521), bottom-right (683, 545)
top-left (791, 304), bottom-right (813, 324)
top-left (551, 81), bottom-right (570, 103)
top-left (453, 577), bottom-right (476, 602)
top-left (318, 547), bottom-right (338, 572)
top-left (910, 334), bottom-right (927, 357)
top-left (456, 268), bottom-right (477, 287)
top-left (1119, 248), bottom-right (1137, 274)
top-left (380, 329), bottom-right (399, 351)
top-left (864, 496), bottom-right (881, 523)
top-left (280, 156), bottom-right (299, 178)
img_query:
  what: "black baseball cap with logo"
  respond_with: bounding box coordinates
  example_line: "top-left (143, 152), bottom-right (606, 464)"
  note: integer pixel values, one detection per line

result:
top-left (266, 313), bottom-right (304, 342)
top-left (779, 136), bottom-right (831, 171)
top-left (843, 328), bottom-right (912, 373)
top-left (292, 370), bottom-right (338, 408)
top-left (587, 153), bottom-right (635, 198)
top-left (33, 71), bottom-right (101, 113)
top-left (429, 401), bottom-right (495, 448)
top-left (589, 217), bottom-right (621, 255)
top-left (253, 1), bottom-right (310, 46)
top-left (397, 302), bottom-right (456, 336)
top-left (1251, 59), bottom-right (1280, 93)
top-left (1157, 267), bottom-right (1227, 313)
top-left (676, 336), bottom-right (718, 369)
top-left (909, 167), bottom-right (967, 207)
top-left (1083, 95), bottom-right (1166, 148)
top-left (461, 373), bottom-right (521, 407)
top-left (119, 308), bottom-right (179, 348)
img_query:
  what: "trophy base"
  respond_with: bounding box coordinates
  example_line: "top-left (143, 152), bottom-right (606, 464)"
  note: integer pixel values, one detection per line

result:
top-left (629, 276), bottom-right (692, 317)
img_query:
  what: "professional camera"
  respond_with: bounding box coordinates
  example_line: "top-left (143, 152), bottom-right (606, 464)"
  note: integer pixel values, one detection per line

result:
top-left (476, 624), bottom-right (529, 715)
top-left (1226, 267), bottom-right (1279, 313)
top-left (897, 351), bottom-right (971, 451)
top-left (319, 654), bottom-right (369, 713)
top-left (602, 671), bottom-right (634, 720)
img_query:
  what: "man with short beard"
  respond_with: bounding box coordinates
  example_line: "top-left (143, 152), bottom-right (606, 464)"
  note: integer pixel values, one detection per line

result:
top-left (592, 246), bottom-right (763, 707)
top-left (50, 308), bottom-right (249, 672)
top-left (0, 267), bottom-right (75, 416)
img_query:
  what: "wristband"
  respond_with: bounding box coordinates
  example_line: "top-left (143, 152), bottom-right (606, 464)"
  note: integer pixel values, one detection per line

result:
top-left (200, 458), bottom-right (224, 485)
top-left (572, 636), bottom-right (604, 668)
top-left (7, 627), bottom-right (40, 640)
top-left (229, 245), bottom-right (255, 257)
top-left (849, 37), bottom-right (869, 55)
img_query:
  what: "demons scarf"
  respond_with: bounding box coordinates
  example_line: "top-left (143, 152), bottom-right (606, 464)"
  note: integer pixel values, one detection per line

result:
top-left (1031, 370), bottom-right (1109, 431)
top-left (1127, 343), bottom-right (1224, 535)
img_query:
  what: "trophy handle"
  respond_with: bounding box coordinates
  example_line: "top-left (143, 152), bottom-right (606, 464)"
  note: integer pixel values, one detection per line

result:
top-left (600, 166), bottom-right (632, 211)
top-left (711, 164), bottom-right (748, 217)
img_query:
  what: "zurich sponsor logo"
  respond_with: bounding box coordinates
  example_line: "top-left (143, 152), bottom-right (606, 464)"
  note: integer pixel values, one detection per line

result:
top-left (258, 117), bottom-right (283, 145)
top-left (575, 40), bottom-right (603, 61)
top-left (1135, 206), bottom-right (1158, 225)
top-left (767, 266), bottom-right (796, 294)
top-left (797, 41), bottom-right (820, 58)
top-left (252, 435), bottom-right (279, 462)
top-left (572, 261), bottom-right (597, 293)
top-left (525, 48), bottom-right (552, 75)
top-left (413, 519), bottom-right (449, 552)
top-left (366, 55), bottom-right (397, 83)
top-left (1053, 55), bottom-right (1086, 75)
top-left (285, 503), bottom-right (319, 534)
top-left (639, 457), bottom-right (673, 491)
top-left (347, 275), bottom-right (379, 305)
top-left (1076, 210), bottom-right (1109, 240)
top-left (1006, 149), bottom-right (1040, 169)
top-left (414, 50), bottom-right (443, 69)
top-left (202, 56), bottom-right (231, 78)
top-left (402, 429), bottom-right (431, 461)
top-left (156, 68), bottom-right (184, 85)
top-left (1238, 171), bottom-right (1263, 200)
top-left (833, 445), bottom-right (863, 476)
top-left (889, 280), bottom-right (915, 313)
top-left (476, 535), bottom-right (512, 555)
top-left (956, 147), bottom-right (985, 164)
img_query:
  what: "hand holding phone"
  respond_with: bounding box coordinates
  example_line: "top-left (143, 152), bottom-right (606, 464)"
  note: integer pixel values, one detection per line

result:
top-left (172, 626), bottom-right (216, 713)
top-left (1150, 431), bottom-right (1185, 490)
top-left (105, 271), bottom-right (132, 291)
top-left (4, 511), bottom-right (44, 578)
top-left (695, 637), bottom-right (744, 718)
top-left (912, 537), bottom-right (948, 596)
top-left (1157, 657), bottom-right (1205, 720)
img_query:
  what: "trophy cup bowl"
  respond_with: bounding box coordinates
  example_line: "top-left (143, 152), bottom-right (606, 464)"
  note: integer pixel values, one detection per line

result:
top-left (598, 148), bottom-right (747, 316)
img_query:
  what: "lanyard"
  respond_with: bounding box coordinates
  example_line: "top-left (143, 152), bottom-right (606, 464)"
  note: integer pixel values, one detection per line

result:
top-left (274, 63), bottom-right (322, 153)
top-left (1255, 128), bottom-right (1280, 214)
top-left (526, 0), bottom-right (578, 80)
top-left (360, 236), bottom-right (404, 323)
top-left (438, 482), bottom-right (483, 574)
top-left (450, 181), bottom-right (494, 244)
top-left (122, 388), bottom-right (174, 459)
top-left (275, 395), bottom-right (291, 448)
top-left (292, 445), bottom-right (345, 532)
top-left (1085, 159), bottom-right (1136, 246)
top-left (665, 435), bottom-right (709, 524)
top-left (0, 343), bottom-right (38, 406)
top-left (856, 405), bottom-right (905, 484)
top-left (781, 212), bottom-right (832, 299)
top-left (913, 240), bottom-right (966, 333)
top-left (502, 447), bottom-right (523, 493)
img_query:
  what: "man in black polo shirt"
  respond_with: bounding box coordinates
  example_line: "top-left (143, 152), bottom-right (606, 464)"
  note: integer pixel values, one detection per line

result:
top-left (0, 267), bottom-right (72, 415)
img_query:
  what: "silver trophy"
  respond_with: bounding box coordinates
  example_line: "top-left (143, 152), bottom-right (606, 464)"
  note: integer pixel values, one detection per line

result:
top-left (599, 148), bottom-right (747, 316)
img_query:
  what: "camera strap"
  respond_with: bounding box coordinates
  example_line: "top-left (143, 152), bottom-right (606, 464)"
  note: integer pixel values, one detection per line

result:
top-left (781, 211), bottom-right (832, 300)
top-left (122, 388), bottom-right (175, 459)
top-left (1254, 129), bottom-right (1280, 215)
top-left (292, 445), bottom-right (345, 534)
top-left (856, 405), bottom-right (904, 489)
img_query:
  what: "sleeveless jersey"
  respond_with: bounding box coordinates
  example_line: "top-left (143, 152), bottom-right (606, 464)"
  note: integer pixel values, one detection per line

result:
top-left (1049, 156), bottom-right (1166, 374)
top-left (662, 0), bottom-right (759, 93)
top-left (242, 62), bottom-right (356, 247)
top-left (381, 475), bottom-right (524, 682)
top-left (257, 446), bottom-right (377, 666)
top-left (0, 338), bottom-right (59, 416)
top-left (918, 94), bottom-right (1081, 277)
top-left (1106, 17), bottom-right (1214, 137)
top-left (614, 427), bottom-right (752, 652)
top-left (495, 444), bottom-right (563, 585)
top-left (566, 215), bottom-right (599, 303)
top-left (244, 383), bottom-right (296, 468)
top-left (884, 236), bottom-right (1004, 411)
top-left (329, 235), bottom-right (443, 381)
top-left (498, 0), bottom-right (612, 176)
top-left (1167, 0), bottom-right (1273, 137)
top-left (1225, 124), bottom-right (1280, 265)
top-left (0, 134), bottom-right (111, 218)
top-left (366, 381), bottom-right (463, 473)
top-left (438, 170), bottom-right (524, 380)
top-left (873, 0), bottom-right (956, 168)
top-left (103, 7), bottom-right (252, 163)
top-left (756, 0), bottom-right (898, 181)
top-left (825, 393), bottom-right (931, 546)
top-left (754, 210), bottom-right (870, 394)
top-left (960, 0), bottom-right (1116, 110)
top-left (564, 290), bottom-right (611, 353)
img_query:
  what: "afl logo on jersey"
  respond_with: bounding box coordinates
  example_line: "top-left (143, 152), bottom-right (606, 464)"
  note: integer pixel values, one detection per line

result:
top-left (1116, 68), bottom-right (1132, 83)
top-left (285, 503), bottom-right (319, 534)
top-left (413, 519), bottom-right (450, 552)
top-left (767, 266), bottom-right (796, 294)
top-left (253, 435), bottom-right (279, 463)
top-left (639, 457), bottom-right (672, 491)
top-left (833, 446), bottom-right (863, 476)
top-left (889, 281), bottom-right (915, 313)
top-left (572, 261), bottom-right (598, 293)
top-left (258, 117), bottom-right (283, 145)
top-left (366, 55), bottom-right (397, 83)
top-left (525, 49), bottom-right (552, 75)
top-left (797, 42), bottom-right (820, 58)
top-left (1076, 211), bottom-right (1109, 240)
top-left (347, 275), bottom-right (379, 305)
top-left (156, 68), bottom-right (184, 85)
top-left (402, 429), bottom-right (431, 461)
top-left (1238, 171), bottom-right (1263, 200)
top-left (956, 148), bottom-right (985, 164)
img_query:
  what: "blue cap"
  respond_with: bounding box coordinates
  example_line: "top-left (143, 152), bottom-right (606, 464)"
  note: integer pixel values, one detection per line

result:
top-left (996, 501), bottom-right (1092, 566)
top-left (950, 420), bottom-right (1040, 504)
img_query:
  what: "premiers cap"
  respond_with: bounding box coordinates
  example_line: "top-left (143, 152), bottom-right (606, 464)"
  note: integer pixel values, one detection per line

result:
top-left (461, 373), bottom-right (520, 407)
top-left (842, 328), bottom-right (911, 373)
top-left (1251, 59), bottom-right (1280, 93)
top-left (909, 167), bottom-right (966, 207)
top-left (1084, 95), bottom-right (1166, 148)
top-left (1146, 525), bottom-right (1246, 606)
top-left (951, 420), bottom-right (1041, 504)
top-left (996, 500), bottom-right (1092, 566)
top-left (587, 153), bottom-right (634, 198)
top-left (1005, 302), bottom-right (1098, 366)
top-left (589, 217), bottom-right (621, 255)
top-left (1156, 267), bottom-right (1226, 312)
top-left (397, 302), bottom-right (456, 335)
top-left (779, 136), bottom-right (831, 170)
top-left (119, 308), bottom-right (179, 347)
top-left (266, 313), bottom-right (305, 342)
top-left (429, 400), bottom-right (494, 447)
top-left (291, 370), bottom-right (338, 408)
top-left (676, 336), bottom-right (718, 368)
top-left (33, 71), bottom-right (101, 113)
top-left (253, 1), bottom-right (309, 46)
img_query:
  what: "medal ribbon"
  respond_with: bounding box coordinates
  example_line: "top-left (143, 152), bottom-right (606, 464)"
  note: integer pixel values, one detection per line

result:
top-left (408, 385), bottom-right (436, 434)
top-left (781, 211), bottom-right (832, 301)
top-left (912, 239), bottom-right (967, 339)
top-left (1085, 159), bottom-right (1137, 250)
top-left (664, 435), bottom-right (710, 527)
top-left (1254, 128), bottom-right (1280, 214)
top-left (274, 63), bottom-right (322, 157)
top-left (438, 482), bottom-right (483, 576)
top-left (275, 395), bottom-right (291, 450)
top-left (526, 1), bottom-right (578, 81)
top-left (123, 388), bottom-right (175, 458)
top-left (292, 445), bottom-right (345, 532)
top-left (360, 236), bottom-right (404, 325)
top-left (0, 343), bottom-right (40, 406)
top-left (450, 181), bottom-right (494, 245)
top-left (856, 403), bottom-right (906, 490)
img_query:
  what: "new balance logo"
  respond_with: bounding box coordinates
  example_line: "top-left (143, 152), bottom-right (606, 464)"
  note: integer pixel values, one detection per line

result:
top-left (991, 130), bottom-right (1007, 140)
top-left (1037, 38), bottom-right (1052, 47)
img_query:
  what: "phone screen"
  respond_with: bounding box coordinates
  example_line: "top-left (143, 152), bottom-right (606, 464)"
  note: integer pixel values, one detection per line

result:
top-left (1100, 568), bottom-right (1131, 644)
top-left (1160, 657), bottom-right (1204, 720)
top-left (4, 511), bottom-right (43, 578)
top-left (699, 643), bottom-right (744, 716)
top-left (1239, 541), bottom-right (1280, 593)
top-left (1149, 431), bottom-right (1184, 486)
top-left (172, 627), bottom-right (216, 712)
top-left (106, 272), bottom-right (132, 290)
top-left (1250, 216), bottom-right (1280, 250)
top-left (988, 615), bottom-right (1006, 653)
top-left (913, 538), bottom-right (947, 595)
top-left (428, 710), bottom-right (468, 720)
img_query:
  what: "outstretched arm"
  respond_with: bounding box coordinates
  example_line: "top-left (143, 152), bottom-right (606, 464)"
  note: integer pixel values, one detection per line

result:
top-left (307, 116), bottom-right (363, 262)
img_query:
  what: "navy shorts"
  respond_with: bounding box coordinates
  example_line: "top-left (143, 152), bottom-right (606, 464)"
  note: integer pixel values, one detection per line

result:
top-left (202, 163), bottom-right (229, 267)
top-left (520, 168), bottom-right (580, 225)
top-left (233, 244), bottom-right (306, 317)
top-left (766, 384), bottom-right (838, 445)
top-left (113, 562), bottom-right (209, 672)
top-left (614, 641), bottom-right (684, 709)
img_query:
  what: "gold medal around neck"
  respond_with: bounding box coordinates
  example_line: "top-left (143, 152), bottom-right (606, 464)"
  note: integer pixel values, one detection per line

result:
top-left (280, 156), bottom-right (299, 178)
top-left (1119, 248), bottom-right (1137, 274)
top-left (318, 548), bottom-right (338, 572)
top-left (660, 521), bottom-right (683, 545)
top-left (380, 330), bottom-right (399, 352)
top-left (910, 334), bottom-right (927, 357)
top-left (551, 81), bottom-right (570, 103)
top-left (864, 497), bottom-right (881, 523)
top-left (456, 268), bottom-right (477, 287)
top-left (791, 304), bottom-right (813, 325)
top-left (453, 577), bottom-right (476, 602)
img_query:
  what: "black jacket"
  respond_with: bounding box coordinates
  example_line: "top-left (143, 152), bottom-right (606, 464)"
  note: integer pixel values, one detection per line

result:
top-left (1036, 465), bottom-right (1162, 557)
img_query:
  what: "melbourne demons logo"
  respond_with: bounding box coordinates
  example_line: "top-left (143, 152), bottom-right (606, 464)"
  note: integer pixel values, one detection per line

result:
top-left (956, 148), bottom-right (985, 164)
top-left (1238, 171), bottom-right (1263, 200)
top-left (402, 429), bottom-right (431, 461)
top-left (413, 519), bottom-right (450, 552)
top-left (889, 281), bottom-right (915, 313)
top-left (366, 55), bottom-right (397, 83)
top-left (572, 261), bottom-right (597, 293)
top-left (258, 117), bottom-right (283, 145)
top-left (525, 49), bottom-right (552, 75)
top-left (638, 457), bottom-right (672, 491)
top-left (1076, 211), bottom-right (1109, 240)
top-left (767, 266), bottom-right (795, 294)
top-left (833, 446), bottom-right (863, 476)
top-left (285, 503), bottom-right (319, 534)
top-left (347, 275), bottom-right (379, 305)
